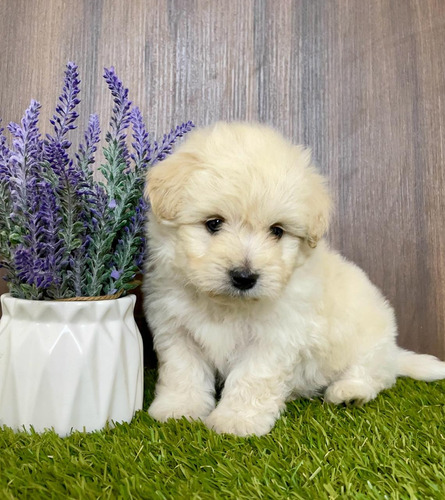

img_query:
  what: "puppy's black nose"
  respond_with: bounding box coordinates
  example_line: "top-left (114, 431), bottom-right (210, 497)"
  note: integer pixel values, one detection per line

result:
top-left (229, 269), bottom-right (259, 291)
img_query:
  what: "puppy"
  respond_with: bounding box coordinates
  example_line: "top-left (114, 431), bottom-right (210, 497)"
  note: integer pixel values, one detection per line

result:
top-left (143, 122), bottom-right (445, 437)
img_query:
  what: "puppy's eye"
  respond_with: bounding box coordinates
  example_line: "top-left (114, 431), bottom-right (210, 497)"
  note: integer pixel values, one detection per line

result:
top-left (205, 218), bottom-right (224, 234)
top-left (270, 225), bottom-right (284, 239)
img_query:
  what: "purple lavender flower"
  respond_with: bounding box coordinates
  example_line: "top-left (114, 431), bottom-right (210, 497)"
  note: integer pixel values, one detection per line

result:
top-left (130, 107), bottom-right (151, 171)
top-left (50, 62), bottom-right (80, 142)
top-left (12, 179), bottom-right (63, 293)
top-left (44, 62), bottom-right (81, 179)
top-left (103, 67), bottom-right (132, 153)
top-left (43, 62), bottom-right (92, 284)
top-left (76, 114), bottom-right (101, 175)
top-left (110, 269), bottom-right (121, 280)
top-left (0, 122), bottom-right (11, 177)
top-left (151, 121), bottom-right (194, 163)
top-left (99, 67), bottom-right (133, 207)
top-left (36, 180), bottom-right (66, 297)
top-left (6, 100), bottom-right (43, 242)
top-left (7, 99), bottom-right (43, 183)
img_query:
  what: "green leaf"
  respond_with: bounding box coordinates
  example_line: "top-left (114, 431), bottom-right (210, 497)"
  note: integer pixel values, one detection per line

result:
top-left (9, 233), bottom-right (23, 245)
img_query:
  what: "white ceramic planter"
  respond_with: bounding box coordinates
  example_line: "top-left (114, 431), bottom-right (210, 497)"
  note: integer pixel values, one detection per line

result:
top-left (0, 293), bottom-right (143, 436)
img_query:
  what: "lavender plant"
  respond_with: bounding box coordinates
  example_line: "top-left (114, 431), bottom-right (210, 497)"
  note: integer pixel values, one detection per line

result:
top-left (0, 63), bottom-right (193, 300)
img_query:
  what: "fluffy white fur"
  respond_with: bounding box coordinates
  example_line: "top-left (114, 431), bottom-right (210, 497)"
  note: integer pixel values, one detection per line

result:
top-left (143, 122), bottom-right (445, 437)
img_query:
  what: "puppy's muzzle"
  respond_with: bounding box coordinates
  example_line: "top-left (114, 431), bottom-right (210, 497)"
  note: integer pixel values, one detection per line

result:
top-left (229, 268), bottom-right (259, 291)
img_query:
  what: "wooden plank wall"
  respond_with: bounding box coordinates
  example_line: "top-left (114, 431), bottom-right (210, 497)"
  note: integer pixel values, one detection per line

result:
top-left (1, 0), bottom-right (444, 360)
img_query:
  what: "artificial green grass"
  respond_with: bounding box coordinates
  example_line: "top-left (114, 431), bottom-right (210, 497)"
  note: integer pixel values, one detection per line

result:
top-left (1, 372), bottom-right (444, 500)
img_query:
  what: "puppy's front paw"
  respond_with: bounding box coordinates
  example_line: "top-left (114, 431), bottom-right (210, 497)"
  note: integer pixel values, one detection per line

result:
top-left (149, 393), bottom-right (215, 422)
top-left (205, 406), bottom-right (278, 437)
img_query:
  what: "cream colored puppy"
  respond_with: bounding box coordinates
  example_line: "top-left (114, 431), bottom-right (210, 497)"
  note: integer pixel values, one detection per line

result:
top-left (143, 122), bottom-right (445, 437)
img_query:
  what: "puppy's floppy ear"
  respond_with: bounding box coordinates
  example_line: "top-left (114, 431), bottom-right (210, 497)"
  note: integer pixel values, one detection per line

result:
top-left (145, 152), bottom-right (199, 221)
top-left (305, 170), bottom-right (332, 248)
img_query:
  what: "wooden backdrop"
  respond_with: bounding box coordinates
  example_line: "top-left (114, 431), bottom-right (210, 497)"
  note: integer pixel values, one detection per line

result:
top-left (1, 0), bottom-right (445, 362)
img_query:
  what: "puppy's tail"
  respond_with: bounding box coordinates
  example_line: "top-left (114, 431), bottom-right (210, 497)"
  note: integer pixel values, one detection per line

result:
top-left (397, 348), bottom-right (445, 381)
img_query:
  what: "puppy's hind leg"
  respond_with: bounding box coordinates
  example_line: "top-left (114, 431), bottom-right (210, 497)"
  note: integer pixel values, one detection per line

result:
top-left (324, 375), bottom-right (381, 405)
top-left (324, 342), bottom-right (398, 405)
top-left (149, 329), bottom-right (216, 422)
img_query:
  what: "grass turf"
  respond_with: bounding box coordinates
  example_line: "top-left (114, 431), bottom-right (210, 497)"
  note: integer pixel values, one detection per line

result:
top-left (0, 371), bottom-right (444, 499)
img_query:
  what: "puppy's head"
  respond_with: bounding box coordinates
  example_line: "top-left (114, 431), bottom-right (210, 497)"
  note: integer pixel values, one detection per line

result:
top-left (146, 122), bottom-right (331, 301)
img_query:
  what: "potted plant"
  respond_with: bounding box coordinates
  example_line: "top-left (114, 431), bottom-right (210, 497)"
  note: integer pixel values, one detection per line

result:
top-left (0, 62), bottom-right (193, 436)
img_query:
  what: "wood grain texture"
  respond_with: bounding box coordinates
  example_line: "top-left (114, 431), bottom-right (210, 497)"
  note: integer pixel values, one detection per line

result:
top-left (1, 0), bottom-right (444, 359)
